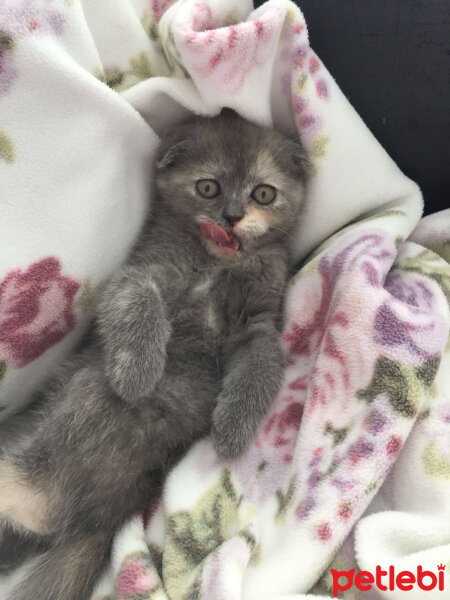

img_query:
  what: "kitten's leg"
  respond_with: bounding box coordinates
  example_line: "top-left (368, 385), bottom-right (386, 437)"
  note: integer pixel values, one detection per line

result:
top-left (0, 462), bottom-right (52, 581)
top-left (0, 523), bottom-right (49, 573)
top-left (1, 362), bottom-right (214, 600)
top-left (0, 461), bottom-right (50, 536)
top-left (97, 265), bottom-right (172, 403)
top-left (0, 399), bottom-right (52, 573)
top-left (213, 322), bottom-right (284, 458)
top-left (9, 532), bottom-right (112, 600)
top-left (0, 406), bottom-right (40, 450)
top-left (0, 364), bottom-right (145, 600)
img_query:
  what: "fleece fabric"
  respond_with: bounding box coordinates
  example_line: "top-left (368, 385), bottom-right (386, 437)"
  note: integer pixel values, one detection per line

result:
top-left (0, 1), bottom-right (449, 598)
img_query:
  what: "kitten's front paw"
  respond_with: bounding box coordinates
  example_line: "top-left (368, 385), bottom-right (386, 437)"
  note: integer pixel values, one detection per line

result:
top-left (105, 319), bottom-right (171, 403)
top-left (105, 346), bottom-right (166, 403)
top-left (212, 399), bottom-right (252, 459)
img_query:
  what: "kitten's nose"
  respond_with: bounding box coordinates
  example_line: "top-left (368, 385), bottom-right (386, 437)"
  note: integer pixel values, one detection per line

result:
top-left (223, 212), bottom-right (243, 227)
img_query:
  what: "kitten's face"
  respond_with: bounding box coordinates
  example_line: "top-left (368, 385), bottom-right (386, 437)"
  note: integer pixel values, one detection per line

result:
top-left (155, 110), bottom-right (308, 259)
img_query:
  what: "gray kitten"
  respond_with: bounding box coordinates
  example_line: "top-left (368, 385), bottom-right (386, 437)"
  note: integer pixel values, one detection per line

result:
top-left (0, 109), bottom-right (308, 600)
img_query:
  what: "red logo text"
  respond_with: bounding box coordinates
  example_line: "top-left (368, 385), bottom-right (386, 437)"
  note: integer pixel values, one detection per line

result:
top-left (331, 564), bottom-right (446, 596)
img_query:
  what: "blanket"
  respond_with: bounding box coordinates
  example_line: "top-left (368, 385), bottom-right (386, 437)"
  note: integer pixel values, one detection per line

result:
top-left (1, 1), bottom-right (449, 598)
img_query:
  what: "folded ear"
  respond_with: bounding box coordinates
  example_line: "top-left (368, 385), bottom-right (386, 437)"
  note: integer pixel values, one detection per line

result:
top-left (156, 133), bottom-right (190, 169)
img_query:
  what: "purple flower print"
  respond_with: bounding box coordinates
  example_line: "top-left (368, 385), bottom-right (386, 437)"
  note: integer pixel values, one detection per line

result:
top-left (0, 0), bottom-right (67, 95)
top-left (0, 1), bottom-right (66, 38)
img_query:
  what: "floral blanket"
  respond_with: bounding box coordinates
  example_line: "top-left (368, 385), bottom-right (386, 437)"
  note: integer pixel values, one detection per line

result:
top-left (1, 1), bottom-right (449, 599)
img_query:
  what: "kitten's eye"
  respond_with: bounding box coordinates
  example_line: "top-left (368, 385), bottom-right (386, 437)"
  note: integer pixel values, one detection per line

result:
top-left (251, 185), bottom-right (277, 205)
top-left (196, 179), bottom-right (220, 199)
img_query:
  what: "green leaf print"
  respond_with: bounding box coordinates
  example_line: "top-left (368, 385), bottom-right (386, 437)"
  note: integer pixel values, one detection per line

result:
top-left (142, 10), bottom-right (159, 42)
top-left (0, 32), bottom-right (15, 51)
top-left (96, 52), bottom-right (156, 93)
top-left (422, 443), bottom-right (450, 481)
top-left (0, 132), bottom-right (16, 163)
top-left (129, 51), bottom-right (155, 80)
top-left (223, 9), bottom-right (241, 26)
top-left (163, 470), bottom-right (243, 599)
top-left (429, 242), bottom-right (450, 265)
top-left (325, 422), bottom-right (350, 446)
top-left (398, 247), bottom-right (450, 303)
top-left (357, 356), bottom-right (439, 418)
top-left (104, 68), bottom-right (125, 89)
top-left (415, 357), bottom-right (441, 388)
top-left (275, 475), bottom-right (297, 522)
top-left (74, 277), bottom-right (106, 313)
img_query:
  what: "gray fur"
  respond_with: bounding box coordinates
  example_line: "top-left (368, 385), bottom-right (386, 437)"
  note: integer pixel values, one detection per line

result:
top-left (0, 109), bottom-right (308, 599)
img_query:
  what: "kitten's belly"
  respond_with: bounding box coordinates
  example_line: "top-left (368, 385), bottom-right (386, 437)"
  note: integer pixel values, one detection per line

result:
top-left (165, 291), bottom-right (221, 380)
top-left (189, 274), bottom-right (223, 333)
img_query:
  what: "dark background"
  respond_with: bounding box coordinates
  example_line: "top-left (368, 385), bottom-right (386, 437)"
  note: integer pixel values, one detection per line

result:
top-left (254, 0), bottom-right (449, 215)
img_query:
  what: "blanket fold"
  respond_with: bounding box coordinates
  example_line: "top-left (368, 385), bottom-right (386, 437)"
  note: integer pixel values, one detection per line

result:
top-left (1, 1), bottom-right (449, 598)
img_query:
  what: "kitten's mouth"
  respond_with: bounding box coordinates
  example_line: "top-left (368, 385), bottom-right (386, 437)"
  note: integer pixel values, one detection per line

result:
top-left (200, 222), bottom-right (241, 256)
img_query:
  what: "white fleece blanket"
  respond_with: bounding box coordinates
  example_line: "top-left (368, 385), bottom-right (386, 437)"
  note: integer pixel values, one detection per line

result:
top-left (1, 1), bottom-right (449, 599)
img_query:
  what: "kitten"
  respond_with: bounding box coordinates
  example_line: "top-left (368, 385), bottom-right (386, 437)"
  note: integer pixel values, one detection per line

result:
top-left (0, 109), bottom-right (308, 600)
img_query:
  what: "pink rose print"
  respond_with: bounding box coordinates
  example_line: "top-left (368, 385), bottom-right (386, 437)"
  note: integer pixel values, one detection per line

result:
top-left (176, 2), bottom-right (283, 94)
top-left (151, 0), bottom-right (176, 22)
top-left (0, 257), bottom-right (80, 368)
top-left (386, 435), bottom-right (402, 457)
top-left (231, 395), bottom-right (304, 506)
top-left (338, 501), bottom-right (353, 521)
top-left (276, 8), bottom-right (331, 147)
top-left (317, 521), bottom-right (332, 541)
top-left (116, 557), bottom-right (158, 598)
top-left (284, 234), bottom-right (395, 416)
top-left (259, 397), bottom-right (303, 463)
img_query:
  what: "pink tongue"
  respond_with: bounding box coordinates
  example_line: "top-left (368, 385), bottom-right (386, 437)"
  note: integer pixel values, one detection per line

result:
top-left (200, 222), bottom-right (231, 244)
top-left (200, 222), bottom-right (240, 253)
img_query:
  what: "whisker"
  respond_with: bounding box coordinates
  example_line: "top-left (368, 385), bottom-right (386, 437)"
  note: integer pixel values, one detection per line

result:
top-left (267, 224), bottom-right (295, 242)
